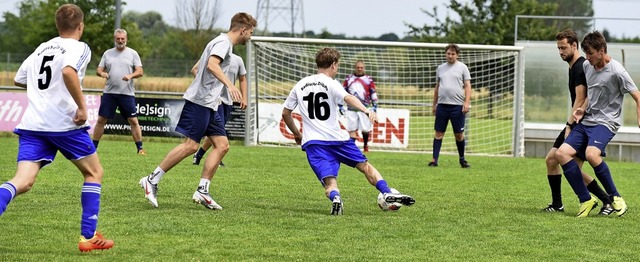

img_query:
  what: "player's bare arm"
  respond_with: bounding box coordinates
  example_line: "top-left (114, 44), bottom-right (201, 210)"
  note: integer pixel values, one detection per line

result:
top-left (14, 81), bottom-right (26, 88)
top-left (344, 94), bottom-right (377, 123)
top-left (630, 90), bottom-right (640, 128)
top-left (463, 80), bottom-right (471, 113)
top-left (62, 66), bottom-right (87, 125)
top-left (96, 66), bottom-right (108, 78)
top-left (123, 66), bottom-right (143, 81)
top-left (190, 59), bottom-right (200, 77)
top-left (432, 81), bottom-right (439, 114)
top-left (239, 75), bottom-right (248, 110)
top-left (282, 108), bottom-right (302, 144)
top-left (207, 55), bottom-right (242, 102)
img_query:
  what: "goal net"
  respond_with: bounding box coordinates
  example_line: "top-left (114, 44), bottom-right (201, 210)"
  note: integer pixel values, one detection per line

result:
top-left (244, 37), bottom-right (525, 157)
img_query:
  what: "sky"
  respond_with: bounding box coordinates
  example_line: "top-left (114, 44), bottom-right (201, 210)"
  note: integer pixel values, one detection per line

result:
top-left (1, 0), bottom-right (640, 39)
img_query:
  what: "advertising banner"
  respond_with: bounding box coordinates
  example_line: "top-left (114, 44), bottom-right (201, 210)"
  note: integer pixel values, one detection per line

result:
top-left (257, 102), bottom-right (410, 148)
top-left (104, 97), bottom-right (185, 137)
top-left (0, 92), bottom-right (100, 133)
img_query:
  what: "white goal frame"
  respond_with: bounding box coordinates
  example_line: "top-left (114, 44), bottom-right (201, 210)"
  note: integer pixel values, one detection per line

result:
top-left (244, 36), bottom-right (525, 157)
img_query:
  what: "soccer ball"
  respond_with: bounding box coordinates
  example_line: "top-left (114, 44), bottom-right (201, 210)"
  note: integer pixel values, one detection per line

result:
top-left (377, 188), bottom-right (402, 211)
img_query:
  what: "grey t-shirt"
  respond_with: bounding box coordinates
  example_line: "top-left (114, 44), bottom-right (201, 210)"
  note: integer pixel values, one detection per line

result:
top-left (98, 47), bottom-right (142, 96)
top-left (435, 61), bottom-right (471, 105)
top-left (582, 58), bottom-right (638, 132)
top-left (183, 33), bottom-right (233, 110)
top-left (219, 53), bottom-right (246, 105)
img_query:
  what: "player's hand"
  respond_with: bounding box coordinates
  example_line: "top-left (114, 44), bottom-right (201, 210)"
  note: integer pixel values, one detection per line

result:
top-left (229, 85), bottom-right (242, 102)
top-left (573, 108), bottom-right (585, 123)
top-left (101, 72), bottom-right (109, 79)
top-left (240, 97), bottom-right (248, 110)
top-left (366, 111), bottom-right (378, 124)
top-left (122, 75), bottom-right (131, 81)
top-left (74, 108), bottom-right (88, 126)
top-left (463, 102), bottom-right (470, 113)
top-left (294, 133), bottom-right (302, 145)
top-left (432, 105), bottom-right (437, 115)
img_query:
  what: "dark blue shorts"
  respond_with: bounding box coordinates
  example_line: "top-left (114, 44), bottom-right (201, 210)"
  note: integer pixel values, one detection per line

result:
top-left (303, 139), bottom-right (367, 185)
top-left (434, 104), bottom-right (465, 133)
top-left (14, 127), bottom-right (95, 167)
top-left (99, 93), bottom-right (138, 119)
top-left (217, 103), bottom-right (233, 125)
top-left (564, 124), bottom-right (613, 159)
top-left (175, 100), bottom-right (226, 142)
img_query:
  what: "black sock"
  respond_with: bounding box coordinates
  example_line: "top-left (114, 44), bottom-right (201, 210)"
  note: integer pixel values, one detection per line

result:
top-left (548, 174), bottom-right (562, 207)
top-left (362, 132), bottom-right (369, 147)
top-left (195, 147), bottom-right (206, 158)
top-left (92, 140), bottom-right (100, 149)
top-left (587, 180), bottom-right (612, 205)
top-left (135, 141), bottom-right (143, 151)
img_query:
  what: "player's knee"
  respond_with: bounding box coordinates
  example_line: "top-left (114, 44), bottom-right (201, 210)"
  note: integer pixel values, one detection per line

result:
top-left (434, 132), bottom-right (444, 140)
top-left (584, 151), bottom-right (601, 163)
top-left (545, 153), bottom-right (558, 167)
top-left (96, 117), bottom-right (108, 125)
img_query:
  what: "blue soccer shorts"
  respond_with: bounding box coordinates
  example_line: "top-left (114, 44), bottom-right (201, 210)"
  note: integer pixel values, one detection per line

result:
top-left (99, 93), bottom-right (138, 119)
top-left (14, 127), bottom-right (96, 168)
top-left (175, 100), bottom-right (226, 142)
top-left (303, 139), bottom-right (367, 185)
top-left (216, 103), bottom-right (234, 126)
top-left (434, 104), bottom-right (465, 133)
top-left (564, 124), bottom-right (613, 159)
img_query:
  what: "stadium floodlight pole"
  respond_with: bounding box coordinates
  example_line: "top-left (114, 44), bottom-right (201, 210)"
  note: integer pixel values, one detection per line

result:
top-left (115, 0), bottom-right (122, 30)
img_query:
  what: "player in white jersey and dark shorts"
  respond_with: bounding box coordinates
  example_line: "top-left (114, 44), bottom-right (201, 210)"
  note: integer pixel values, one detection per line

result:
top-left (342, 60), bottom-right (378, 152)
top-left (282, 48), bottom-right (415, 215)
top-left (139, 13), bottom-right (257, 210)
top-left (556, 30), bottom-right (640, 217)
top-left (192, 53), bottom-right (248, 166)
top-left (93, 28), bottom-right (145, 154)
top-left (0, 4), bottom-right (114, 252)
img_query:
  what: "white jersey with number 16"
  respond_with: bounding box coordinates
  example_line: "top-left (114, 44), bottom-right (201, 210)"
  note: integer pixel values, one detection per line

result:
top-left (283, 73), bottom-right (350, 146)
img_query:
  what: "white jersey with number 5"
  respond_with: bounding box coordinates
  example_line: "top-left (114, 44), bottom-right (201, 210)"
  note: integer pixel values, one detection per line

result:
top-left (283, 73), bottom-right (350, 146)
top-left (14, 37), bottom-right (91, 132)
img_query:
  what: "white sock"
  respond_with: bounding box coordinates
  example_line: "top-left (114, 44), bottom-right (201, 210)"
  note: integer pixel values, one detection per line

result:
top-left (148, 167), bottom-right (166, 184)
top-left (198, 178), bottom-right (211, 193)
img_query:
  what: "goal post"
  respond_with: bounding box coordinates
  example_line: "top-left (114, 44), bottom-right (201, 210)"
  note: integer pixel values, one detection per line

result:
top-left (245, 36), bottom-right (525, 157)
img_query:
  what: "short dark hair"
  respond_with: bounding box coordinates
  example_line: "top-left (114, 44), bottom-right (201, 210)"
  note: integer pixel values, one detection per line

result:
top-left (230, 12), bottom-right (257, 31)
top-left (316, 48), bottom-right (341, 69)
top-left (55, 4), bottom-right (83, 33)
top-left (445, 44), bottom-right (460, 55)
top-left (581, 30), bottom-right (607, 53)
top-left (555, 29), bottom-right (579, 48)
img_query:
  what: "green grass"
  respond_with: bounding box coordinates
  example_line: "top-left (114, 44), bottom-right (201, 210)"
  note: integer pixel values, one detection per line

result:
top-left (1, 137), bottom-right (640, 261)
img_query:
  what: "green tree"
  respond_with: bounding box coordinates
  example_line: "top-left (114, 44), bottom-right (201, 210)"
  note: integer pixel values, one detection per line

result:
top-left (1, 0), bottom-right (144, 65)
top-left (407, 0), bottom-right (558, 45)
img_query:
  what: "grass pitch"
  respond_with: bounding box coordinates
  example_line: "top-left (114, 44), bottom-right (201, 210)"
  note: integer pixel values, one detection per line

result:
top-left (1, 136), bottom-right (639, 261)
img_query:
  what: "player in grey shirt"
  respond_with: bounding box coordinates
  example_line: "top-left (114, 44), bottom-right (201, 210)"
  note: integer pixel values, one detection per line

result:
top-left (429, 44), bottom-right (472, 168)
top-left (192, 53), bottom-right (248, 166)
top-left (93, 29), bottom-right (145, 154)
top-left (139, 13), bottom-right (257, 210)
top-left (556, 31), bottom-right (640, 217)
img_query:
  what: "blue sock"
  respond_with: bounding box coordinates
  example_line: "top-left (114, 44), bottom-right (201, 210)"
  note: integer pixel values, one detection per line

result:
top-left (195, 148), bottom-right (206, 158)
top-left (375, 180), bottom-right (392, 194)
top-left (0, 182), bottom-right (17, 216)
top-left (456, 139), bottom-right (466, 159)
top-left (328, 190), bottom-right (340, 201)
top-left (81, 183), bottom-right (101, 239)
top-left (561, 160), bottom-right (590, 202)
top-left (432, 138), bottom-right (442, 163)
top-left (135, 141), bottom-right (143, 151)
top-left (92, 140), bottom-right (100, 149)
top-left (593, 161), bottom-right (618, 197)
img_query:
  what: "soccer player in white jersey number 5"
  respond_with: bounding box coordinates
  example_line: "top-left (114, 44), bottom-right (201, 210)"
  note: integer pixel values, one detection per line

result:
top-left (0, 4), bottom-right (114, 252)
top-left (282, 48), bottom-right (415, 215)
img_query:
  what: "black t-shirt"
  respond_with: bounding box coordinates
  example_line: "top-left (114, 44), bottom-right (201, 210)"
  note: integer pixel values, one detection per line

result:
top-left (568, 56), bottom-right (588, 106)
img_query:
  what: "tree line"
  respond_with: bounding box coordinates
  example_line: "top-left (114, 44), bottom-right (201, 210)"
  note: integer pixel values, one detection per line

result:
top-left (1, 0), bottom-right (638, 77)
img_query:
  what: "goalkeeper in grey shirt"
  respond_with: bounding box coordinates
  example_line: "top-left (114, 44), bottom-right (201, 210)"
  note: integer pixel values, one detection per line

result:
top-left (555, 30), bottom-right (640, 217)
top-left (93, 29), bottom-right (145, 154)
